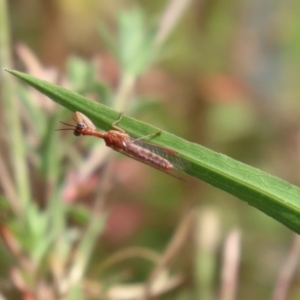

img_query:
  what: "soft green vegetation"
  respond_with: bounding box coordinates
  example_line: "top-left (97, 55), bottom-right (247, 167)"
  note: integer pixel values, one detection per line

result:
top-left (2, 1), bottom-right (300, 300)
top-left (6, 69), bottom-right (300, 235)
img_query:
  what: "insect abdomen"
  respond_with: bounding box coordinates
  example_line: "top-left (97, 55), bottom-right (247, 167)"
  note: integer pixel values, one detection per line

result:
top-left (125, 144), bottom-right (173, 170)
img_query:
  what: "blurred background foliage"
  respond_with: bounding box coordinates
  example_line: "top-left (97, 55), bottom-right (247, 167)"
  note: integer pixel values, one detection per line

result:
top-left (1, 0), bottom-right (300, 299)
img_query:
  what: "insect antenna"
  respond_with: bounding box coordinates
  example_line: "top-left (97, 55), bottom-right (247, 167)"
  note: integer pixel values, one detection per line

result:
top-left (59, 121), bottom-right (75, 127)
top-left (55, 121), bottom-right (76, 131)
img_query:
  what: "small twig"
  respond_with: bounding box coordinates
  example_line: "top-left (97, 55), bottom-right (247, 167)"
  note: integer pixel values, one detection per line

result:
top-left (114, 0), bottom-right (193, 112)
top-left (271, 234), bottom-right (300, 300)
top-left (1, 2), bottom-right (31, 211)
top-left (219, 229), bottom-right (241, 300)
top-left (114, 73), bottom-right (137, 112)
top-left (91, 156), bottom-right (114, 215)
top-left (105, 273), bottom-right (183, 300)
top-left (0, 227), bottom-right (34, 273)
top-left (194, 208), bottom-right (220, 299)
top-left (62, 160), bottom-right (114, 294)
top-left (143, 210), bottom-right (195, 299)
top-left (155, 0), bottom-right (193, 47)
top-left (0, 153), bottom-right (21, 215)
top-left (77, 145), bottom-right (111, 182)
top-left (98, 247), bottom-right (160, 275)
top-left (0, 292), bottom-right (7, 300)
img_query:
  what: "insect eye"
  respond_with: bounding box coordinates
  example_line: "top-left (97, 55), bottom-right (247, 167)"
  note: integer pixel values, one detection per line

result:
top-left (77, 122), bottom-right (85, 129)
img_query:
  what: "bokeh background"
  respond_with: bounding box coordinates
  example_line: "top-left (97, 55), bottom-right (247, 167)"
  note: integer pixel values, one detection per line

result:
top-left (2, 0), bottom-right (300, 299)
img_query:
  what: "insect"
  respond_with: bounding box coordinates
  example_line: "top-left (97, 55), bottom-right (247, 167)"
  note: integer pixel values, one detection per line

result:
top-left (59, 112), bottom-right (188, 179)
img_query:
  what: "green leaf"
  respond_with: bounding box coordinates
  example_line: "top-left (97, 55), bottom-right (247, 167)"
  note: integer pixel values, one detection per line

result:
top-left (5, 69), bottom-right (300, 234)
top-left (66, 57), bottom-right (96, 91)
top-left (118, 8), bottom-right (157, 75)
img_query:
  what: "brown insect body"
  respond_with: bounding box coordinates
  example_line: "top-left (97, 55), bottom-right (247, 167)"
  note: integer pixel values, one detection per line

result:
top-left (113, 136), bottom-right (174, 171)
top-left (71, 112), bottom-right (175, 173)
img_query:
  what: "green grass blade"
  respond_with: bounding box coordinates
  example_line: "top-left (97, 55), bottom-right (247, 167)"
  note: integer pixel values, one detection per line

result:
top-left (0, 7), bottom-right (31, 212)
top-left (5, 69), bottom-right (300, 234)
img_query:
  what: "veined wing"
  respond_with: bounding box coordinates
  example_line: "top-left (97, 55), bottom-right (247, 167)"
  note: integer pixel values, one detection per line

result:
top-left (114, 146), bottom-right (184, 180)
top-left (131, 138), bottom-right (191, 172)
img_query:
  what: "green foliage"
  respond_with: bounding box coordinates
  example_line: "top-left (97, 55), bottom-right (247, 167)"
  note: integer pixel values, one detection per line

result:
top-left (118, 9), bottom-right (157, 75)
top-left (2, 2), bottom-right (300, 299)
top-left (99, 8), bottom-right (158, 76)
top-left (6, 69), bottom-right (300, 235)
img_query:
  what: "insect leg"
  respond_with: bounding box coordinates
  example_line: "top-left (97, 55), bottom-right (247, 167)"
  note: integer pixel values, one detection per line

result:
top-left (112, 112), bottom-right (125, 132)
top-left (133, 130), bottom-right (161, 142)
top-left (112, 112), bottom-right (161, 141)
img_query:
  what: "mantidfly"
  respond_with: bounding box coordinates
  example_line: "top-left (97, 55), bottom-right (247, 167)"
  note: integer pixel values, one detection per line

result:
top-left (59, 112), bottom-right (189, 179)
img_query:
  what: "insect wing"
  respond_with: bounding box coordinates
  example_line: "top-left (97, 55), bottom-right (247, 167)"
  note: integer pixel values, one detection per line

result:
top-left (131, 138), bottom-right (190, 172)
top-left (114, 145), bottom-right (184, 180)
top-left (73, 112), bottom-right (96, 130)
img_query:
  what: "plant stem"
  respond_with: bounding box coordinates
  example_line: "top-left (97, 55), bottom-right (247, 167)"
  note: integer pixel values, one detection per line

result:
top-left (0, 0), bottom-right (31, 213)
